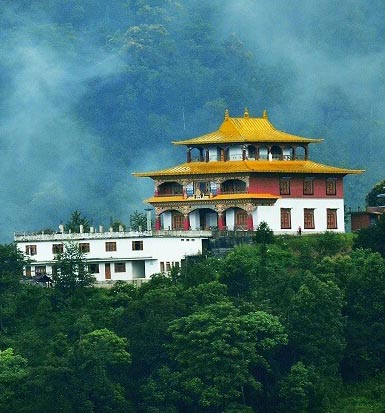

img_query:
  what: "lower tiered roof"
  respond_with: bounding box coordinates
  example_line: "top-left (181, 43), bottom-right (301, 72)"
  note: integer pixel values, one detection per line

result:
top-left (133, 160), bottom-right (364, 178)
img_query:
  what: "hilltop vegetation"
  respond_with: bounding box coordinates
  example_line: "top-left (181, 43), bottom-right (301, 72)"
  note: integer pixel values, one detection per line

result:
top-left (2, 230), bottom-right (385, 412)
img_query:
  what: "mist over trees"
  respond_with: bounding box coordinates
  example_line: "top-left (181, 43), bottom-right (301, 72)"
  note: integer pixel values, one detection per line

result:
top-left (0, 0), bottom-right (383, 240)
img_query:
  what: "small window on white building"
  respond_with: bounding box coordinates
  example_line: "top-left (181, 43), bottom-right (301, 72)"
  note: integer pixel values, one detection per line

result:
top-left (52, 244), bottom-right (63, 254)
top-left (132, 241), bottom-right (143, 251)
top-left (79, 243), bottom-right (90, 253)
top-left (89, 263), bottom-right (99, 274)
top-left (114, 263), bottom-right (126, 273)
top-left (26, 245), bottom-right (37, 256)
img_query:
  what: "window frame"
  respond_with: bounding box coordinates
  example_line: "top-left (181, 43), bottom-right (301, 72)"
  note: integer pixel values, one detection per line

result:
top-left (89, 263), bottom-right (99, 274)
top-left (279, 177), bottom-right (291, 195)
top-left (132, 240), bottom-right (143, 251)
top-left (326, 178), bottom-right (337, 195)
top-left (79, 242), bottom-right (90, 253)
top-left (304, 208), bottom-right (315, 229)
top-left (327, 209), bottom-right (338, 229)
top-left (280, 208), bottom-right (292, 229)
top-left (26, 245), bottom-right (37, 256)
top-left (114, 262), bottom-right (126, 273)
top-left (105, 241), bottom-right (117, 252)
top-left (303, 177), bottom-right (314, 195)
top-left (52, 244), bottom-right (63, 254)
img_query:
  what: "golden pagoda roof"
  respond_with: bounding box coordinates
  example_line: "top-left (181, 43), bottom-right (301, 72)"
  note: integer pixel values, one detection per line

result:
top-left (133, 160), bottom-right (364, 178)
top-left (172, 109), bottom-right (323, 145)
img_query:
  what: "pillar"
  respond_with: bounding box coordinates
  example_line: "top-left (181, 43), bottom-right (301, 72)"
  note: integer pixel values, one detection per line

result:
top-left (155, 216), bottom-right (161, 230)
top-left (183, 214), bottom-right (190, 230)
top-left (218, 213), bottom-right (225, 231)
top-left (247, 213), bottom-right (253, 231)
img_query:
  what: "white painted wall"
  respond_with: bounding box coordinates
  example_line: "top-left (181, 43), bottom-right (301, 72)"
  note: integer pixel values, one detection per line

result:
top-left (18, 235), bottom-right (207, 282)
top-left (256, 198), bottom-right (345, 234)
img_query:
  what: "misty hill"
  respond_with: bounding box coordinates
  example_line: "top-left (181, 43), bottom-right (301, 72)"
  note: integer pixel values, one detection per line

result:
top-left (1, 1), bottom-right (383, 241)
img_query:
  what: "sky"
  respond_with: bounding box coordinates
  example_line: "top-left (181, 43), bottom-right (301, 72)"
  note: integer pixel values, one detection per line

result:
top-left (1, 0), bottom-right (384, 241)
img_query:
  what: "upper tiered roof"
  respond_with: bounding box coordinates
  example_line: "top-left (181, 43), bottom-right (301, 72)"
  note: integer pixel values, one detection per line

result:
top-left (172, 109), bottom-right (323, 145)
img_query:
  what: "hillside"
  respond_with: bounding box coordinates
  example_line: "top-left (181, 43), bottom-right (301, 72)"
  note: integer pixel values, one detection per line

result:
top-left (1, 231), bottom-right (385, 411)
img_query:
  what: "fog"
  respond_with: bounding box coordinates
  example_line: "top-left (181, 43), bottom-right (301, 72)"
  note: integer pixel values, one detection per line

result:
top-left (1, 1), bottom-right (384, 241)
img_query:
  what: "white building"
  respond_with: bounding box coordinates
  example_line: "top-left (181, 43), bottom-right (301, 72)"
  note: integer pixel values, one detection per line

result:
top-left (15, 229), bottom-right (210, 285)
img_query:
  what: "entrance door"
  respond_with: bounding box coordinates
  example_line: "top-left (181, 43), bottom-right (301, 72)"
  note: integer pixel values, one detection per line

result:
top-left (105, 263), bottom-right (111, 280)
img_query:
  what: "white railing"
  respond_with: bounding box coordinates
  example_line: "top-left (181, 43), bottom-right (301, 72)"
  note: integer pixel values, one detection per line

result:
top-left (14, 229), bottom-right (212, 242)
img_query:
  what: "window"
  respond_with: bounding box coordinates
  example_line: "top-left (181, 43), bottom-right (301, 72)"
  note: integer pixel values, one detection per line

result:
top-left (166, 262), bottom-right (171, 271)
top-left (25, 245), bottom-right (37, 256)
top-left (160, 262), bottom-right (165, 272)
top-left (52, 244), bottom-right (63, 254)
top-left (35, 266), bottom-right (46, 275)
top-left (281, 208), bottom-right (291, 229)
top-left (304, 209), bottom-right (315, 229)
top-left (303, 178), bottom-right (314, 195)
top-left (326, 178), bottom-right (337, 195)
top-left (89, 263), bottom-right (99, 274)
top-left (105, 242), bottom-right (117, 252)
top-left (114, 263), bottom-right (126, 273)
top-left (235, 210), bottom-right (248, 228)
top-left (327, 209), bottom-right (338, 229)
top-left (25, 266), bottom-right (31, 277)
top-left (280, 178), bottom-right (290, 195)
top-left (79, 243), bottom-right (90, 253)
top-left (132, 240), bottom-right (143, 251)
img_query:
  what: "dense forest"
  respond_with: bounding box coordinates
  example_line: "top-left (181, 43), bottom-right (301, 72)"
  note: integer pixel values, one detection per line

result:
top-left (1, 0), bottom-right (385, 240)
top-left (1, 222), bottom-right (385, 412)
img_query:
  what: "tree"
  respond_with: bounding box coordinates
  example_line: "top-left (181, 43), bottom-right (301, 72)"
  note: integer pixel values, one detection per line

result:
top-left (278, 362), bottom-right (315, 413)
top-left (342, 249), bottom-right (385, 379)
top-left (129, 210), bottom-right (147, 231)
top-left (69, 328), bottom-right (133, 412)
top-left (354, 214), bottom-right (385, 257)
top-left (167, 300), bottom-right (287, 411)
top-left (0, 243), bottom-right (25, 332)
top-left (65, 210), bottom-right (90, 233)
top-left (287, 273), bottom-right (346, 374)
top-left (0, 348), bottom-right (29, 411)
top-left (53, 241), bottom-right (95, 293)
top-left (365, 178), bottom-right (385, 207)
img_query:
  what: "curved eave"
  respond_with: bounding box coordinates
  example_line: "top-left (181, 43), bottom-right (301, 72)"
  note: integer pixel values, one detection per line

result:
top-left (144, 193), bottom-right (280, 204)
top-left (133, 160), bottom-right (365, 178)
top-left (172, 132), bottom-right (323, 146)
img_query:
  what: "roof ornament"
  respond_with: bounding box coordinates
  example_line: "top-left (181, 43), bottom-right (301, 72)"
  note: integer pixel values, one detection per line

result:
top-left (244, 107), bottom-right (249, 118)
top-left (224, 109), bottom-right (229, 120)
top-left (263, 109), bottom-right (268, 119)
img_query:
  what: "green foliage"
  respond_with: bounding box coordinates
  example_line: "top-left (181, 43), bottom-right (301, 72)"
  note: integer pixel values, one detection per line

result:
top-left (0, 243), bottom-right (25, 287)
top-left (167, 300), bottom-right (287, 411)
top-left (129, 210), bottom-right (147, 231)
top-left (353, 214), bottom-right (385, 257)
top-left (287, 272), bottom-right (346, 373)
top-left (254, 221), bottom-right (274, 245)
top-left (65, 210), bottom-right (91, 233)
top-left (366, 178), bottom-right (385, 207)
top-left (1, 231), bottom-right (385, 411)
top-left (53, 241), bottom-right (95, 294)
top-left (278, 362), bottom-right (316, 413)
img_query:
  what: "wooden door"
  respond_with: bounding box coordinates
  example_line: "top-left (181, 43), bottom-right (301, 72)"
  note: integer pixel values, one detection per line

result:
top-left (105, 263), bottom-right (111, 280)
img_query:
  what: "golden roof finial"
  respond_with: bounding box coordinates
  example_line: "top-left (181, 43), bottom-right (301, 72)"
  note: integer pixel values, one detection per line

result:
top-left (244, 107), bottom-right (249, 118)
top-left (224, 109), bottom-right (229, 120)
top-left (263, 109), bottom-right (268, 119)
